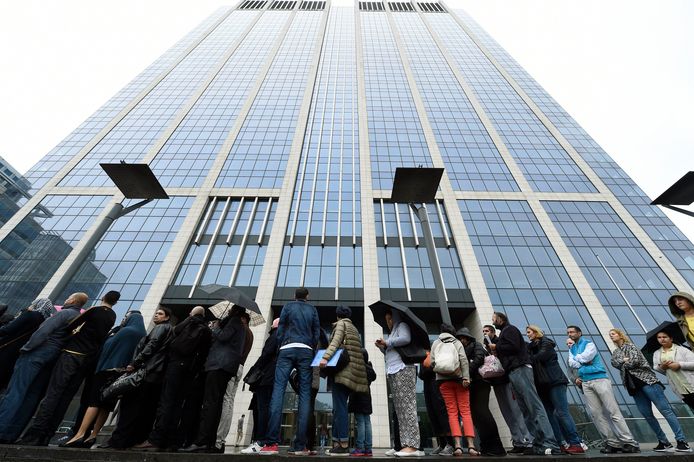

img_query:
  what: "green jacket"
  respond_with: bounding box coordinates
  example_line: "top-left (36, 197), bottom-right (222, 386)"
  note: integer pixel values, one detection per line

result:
top-left (323, 318), bottom-right (368, 393)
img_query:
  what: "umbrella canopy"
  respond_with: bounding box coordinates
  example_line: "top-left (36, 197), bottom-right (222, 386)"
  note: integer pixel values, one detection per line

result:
top-left (368, 300), bottom-right (430, 349)
top-left (641, 321), bottom-right (687, 365)
top-left (200, 284), bottom-right (264, 327)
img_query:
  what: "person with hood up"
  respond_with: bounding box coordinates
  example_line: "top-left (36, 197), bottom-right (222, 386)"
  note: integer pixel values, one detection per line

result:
top-left (669, 292), bottom-right (694, 350)
top-left (526, 325), bottom-right (584, 454)
top-left (0, 298), bottom-right (55, 391)
top-left (61, 310), bottom-right (146, 448)
top-left (0, 293), bottom-right (86, 443)
top-left (456, 327), bottom-right (505, 457)
top-left (320, 305), bottom-right (368, 456)
top-left (430, 324), bottom-right (476, 457)
top-left (375, 309), bottom-right (423, 457)
top-left (106, 306), bottom-right (173, 449)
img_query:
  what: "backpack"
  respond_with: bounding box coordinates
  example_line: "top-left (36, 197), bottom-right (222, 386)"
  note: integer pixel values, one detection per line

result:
top-left (432, 338), bottom-right (461, 375)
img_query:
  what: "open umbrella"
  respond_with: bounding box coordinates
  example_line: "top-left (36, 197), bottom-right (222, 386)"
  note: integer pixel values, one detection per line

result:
top-left (368, 300), bottom-right (430, 349)
top-left (200, 284), bottom-right (264, 327)
top-left (641, 321), bottom-right (687, 365)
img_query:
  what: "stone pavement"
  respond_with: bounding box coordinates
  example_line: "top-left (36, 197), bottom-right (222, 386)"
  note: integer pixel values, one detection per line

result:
top-left (1, 445), bottom-right (694, 462)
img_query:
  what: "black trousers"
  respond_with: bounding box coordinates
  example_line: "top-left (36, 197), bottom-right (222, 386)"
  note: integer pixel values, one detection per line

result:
top-left (470, 380), bottom-right (505, 455)
top-left (149, 361), bottom-right (193, 448)
top-left (251, 386), bottom-right (272, 442)
top-left (179, 372), bottom-right (206, 447)
top-left (109, 381), bottom-right (162, 449)
top-left (195, 369), bottom-right (233, 447)
top-left (23, 351), bottom-right (89, 444)
top-left (422, 375), bottom-right (450, 438)
top-left (683, 393), bottom-right (694, 412)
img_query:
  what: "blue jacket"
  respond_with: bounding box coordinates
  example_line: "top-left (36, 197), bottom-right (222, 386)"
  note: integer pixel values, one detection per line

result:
top-left (276, 300), bottom-right (320, 350)
top-left (569, 337), bottom-right (608, 381)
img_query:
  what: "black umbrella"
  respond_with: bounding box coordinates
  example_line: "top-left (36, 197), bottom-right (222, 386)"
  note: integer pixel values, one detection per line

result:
top-left (641, 321), bottom-right (687, 365)
top-left (368, 300), bottom-right (430, 349)
top-left (199, 284), bottom-right (264, 327)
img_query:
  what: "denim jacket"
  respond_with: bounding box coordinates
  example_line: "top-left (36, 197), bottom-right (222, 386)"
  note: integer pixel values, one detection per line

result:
top-left (276, 300), bottom-right (320, 349)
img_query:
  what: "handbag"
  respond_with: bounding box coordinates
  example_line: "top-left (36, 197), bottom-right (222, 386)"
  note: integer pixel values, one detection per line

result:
top-left (396, 343), bottom-right (428, 365)
top-left (243, 364), bottom-right (263, 389)
top-left (320, 348), bottom-right (350, 378)
top-left (479, 353), bottom-right (505, 379)
top-left (101, 368), bottom-right (146, 401)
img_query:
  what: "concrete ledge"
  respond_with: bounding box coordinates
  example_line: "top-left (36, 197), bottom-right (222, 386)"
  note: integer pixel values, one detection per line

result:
top-left (1, 445), bottom-right (694, 462)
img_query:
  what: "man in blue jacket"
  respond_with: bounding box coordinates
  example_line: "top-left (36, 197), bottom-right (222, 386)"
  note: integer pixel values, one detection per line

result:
top-left (566, 325), bottom-right (639, 454)
top-left (259, 287), bottom-right (320, 455)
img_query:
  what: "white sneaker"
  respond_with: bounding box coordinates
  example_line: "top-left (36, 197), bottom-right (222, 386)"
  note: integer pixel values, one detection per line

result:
top-left (241, 441), bottom-right (263, 454)
top-left (385, 448), bottom-right (398, 456)
top-left (395, 450), bottom-right (425, 457)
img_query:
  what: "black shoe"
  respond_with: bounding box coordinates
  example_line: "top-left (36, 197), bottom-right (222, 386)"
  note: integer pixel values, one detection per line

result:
top-left (653, 441), bottom-right (673, 452)
top-left (676, 441), bottom-right (692, 452)
top-left (509, 446), bottom-right (527, 454)
top-left (600, 445), bottom-right (622, 454)
top-left (16, 436), bottom-right (43, 447)
top-left (59, 437), bottom-right (86, 448)
top-left (622, 444), bottom-right (640, 453)
top-left (179, 444), bottom-right (212, 453)
top-left (521, 448), bottom-right (535, 456)
top-left (211, 445), bottom-right (225, 454)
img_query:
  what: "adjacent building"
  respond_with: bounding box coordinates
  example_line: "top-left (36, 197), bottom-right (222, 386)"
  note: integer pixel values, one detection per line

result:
top-left (1, 0), bottom-right (693, 445)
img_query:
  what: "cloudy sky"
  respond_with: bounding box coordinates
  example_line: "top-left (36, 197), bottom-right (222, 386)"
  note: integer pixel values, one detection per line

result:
top-left (0, 0), bottom-right (692, 243)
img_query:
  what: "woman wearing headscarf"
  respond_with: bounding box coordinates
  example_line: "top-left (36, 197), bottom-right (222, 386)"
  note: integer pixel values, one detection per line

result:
top-left (61, 310), bottom-right (146, 448)
top-left (525, 325), bottom-right (584, 454)
top-left (375, 309), bottom-right (423, 457)
top-left (0, 298), bottom-right (54, 391)
top-left (456, 327), bottom-right (506, 456)
top-left (320, 305), bottom-right (368, 455)
top-left (609, 328), bottom-right (690, 452)
top-left (669, 292), bottom-right (694, 350)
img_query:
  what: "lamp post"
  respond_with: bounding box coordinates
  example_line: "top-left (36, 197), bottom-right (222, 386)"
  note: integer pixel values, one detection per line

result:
top-left (47, 163), bottom-right (169, 301)
top-left (390, 167), bottom-right (452, 325)
top-left (651, 171), bottom-right (694, 218)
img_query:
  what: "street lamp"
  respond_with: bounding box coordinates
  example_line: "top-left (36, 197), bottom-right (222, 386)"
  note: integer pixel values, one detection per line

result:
top-left (390, 167), bottom-right (452, 325)
top-left (650, 171), bottom-right (694, 218)
top-left (47, 163), bottom-right (169, 301)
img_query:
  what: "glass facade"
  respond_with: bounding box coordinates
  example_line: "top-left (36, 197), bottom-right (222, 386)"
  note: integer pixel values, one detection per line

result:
top-left (3, 2), bottom-right (693, 444)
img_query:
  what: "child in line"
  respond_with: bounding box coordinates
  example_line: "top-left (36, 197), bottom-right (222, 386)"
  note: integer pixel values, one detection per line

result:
top-left (349, 349), bottom-right (376, 457)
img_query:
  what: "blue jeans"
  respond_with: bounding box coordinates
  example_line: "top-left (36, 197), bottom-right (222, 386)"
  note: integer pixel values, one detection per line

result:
top-left (540, 384), bottom-right (581, 445)
top-left (355, 413), bottom-right (372, 451)
top-left (264, 347), bottom-right (313, 450)
top-left (332, 383), bottom-right (351, 442)
top-left (0, 346), bottom-right (59, 442)
top-left (633, 383), bottom-right (686, 443)
top-left (508, 366), bottom-right (560, 451)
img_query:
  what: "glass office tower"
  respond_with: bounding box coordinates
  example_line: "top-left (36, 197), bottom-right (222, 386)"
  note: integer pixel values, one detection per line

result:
top-left (1, 0), bottom-right (693, 446)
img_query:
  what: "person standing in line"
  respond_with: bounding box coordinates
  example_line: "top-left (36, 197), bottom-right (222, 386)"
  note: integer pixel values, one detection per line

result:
top-left (182, 305), bottom-right (247, 453)
top-left (20, 291), bottom-right (118, 446)
top-left (133, 306), bottom-right (211, 451)
top-left (61, 310), bottom-right (146, 448)
top-left (241, 318), bottom-right (280, 454)
top-left (609, 328), bottom-right (690, 452)
top-left (430, 324), bottom-right (477, 456)
top-left (0, 299), bottom-right (55, 391)
top-left (215, 311), bottom-right (254, 452)
top-left (566, 325), bottom-right (639, 454)
top-left (320, 305), bottom-right (368, 456)
top-left (482, 324), bottom-right (533, 453)
top-left (348, 348), bottom-right (376, 457)
top-left (456, 327), bottom-right (506, 457)
top-left (419, 351), bottom-right (453, 455)
top-left (257, 288), bottom-right (319, 455)
top-left (488, 312), bottom-right (560, 456)
top-left (669, 292), bottom-right (694, 349)
top-left (375, 310), bottom-right (424, 458)
top-left (0, 293), bottom-right (86, 443)
top-left (236, 415), bottom-right (245, 447)
top-left (525, 325), bottom-right (584, 454)
top-left (654, 329), bottom-right (694, 412)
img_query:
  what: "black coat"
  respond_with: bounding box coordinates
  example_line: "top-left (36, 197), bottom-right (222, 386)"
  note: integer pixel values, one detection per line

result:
top-left (0, 311), bottom-right (44, 388)
top-left (348, 361), bottom-right (376, 415)
top-left (132, 321), bottom-right (173, 383)
top-left (495, 324), bottom-right (531, 373)
top-left (526, 336), bottom-right (568, 390)
top-left (168, 315), bottom-right (212, 372)
top-left (463, 339), bottom-right (486, 381)
top-left (205, 315), bottom-right (246, 375)
top-left (247, 328), bottom-right (278, 390)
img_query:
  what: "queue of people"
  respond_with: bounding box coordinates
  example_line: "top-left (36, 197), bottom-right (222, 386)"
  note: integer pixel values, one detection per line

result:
top-left (1, 288), bottom-right (694, 456)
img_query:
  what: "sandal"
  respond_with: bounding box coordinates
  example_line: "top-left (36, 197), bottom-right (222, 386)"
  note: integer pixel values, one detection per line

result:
top-left (453, 447), bottom-right (464, 456)
top-left (468, 447), bottom-right (480, 457)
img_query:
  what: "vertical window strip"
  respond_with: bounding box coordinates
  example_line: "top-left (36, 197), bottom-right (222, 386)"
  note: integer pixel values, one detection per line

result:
top-left (225, 197), bottom-right (246, 244)
top-left (194, 197), bottom-right (218, 244)
top-left (189, 197), bottom-right (231, 296)
top-left (258, 197), bottom-right (273, 245)
top-left (230, 197), bottom-right (260, 286)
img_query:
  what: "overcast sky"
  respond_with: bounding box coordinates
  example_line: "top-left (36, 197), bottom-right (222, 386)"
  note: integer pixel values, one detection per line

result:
top-left (0, 0), bottom-right (692, 243)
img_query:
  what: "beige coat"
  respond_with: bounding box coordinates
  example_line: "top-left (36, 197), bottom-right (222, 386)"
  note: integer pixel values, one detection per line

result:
top-left (323, 318), bottom-right (368, 393)
top-left (654, 345), bottom-right (694, 398)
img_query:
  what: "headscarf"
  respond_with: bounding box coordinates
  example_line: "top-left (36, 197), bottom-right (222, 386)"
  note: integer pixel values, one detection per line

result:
top-left (30, 298), bottom-right (56, 320)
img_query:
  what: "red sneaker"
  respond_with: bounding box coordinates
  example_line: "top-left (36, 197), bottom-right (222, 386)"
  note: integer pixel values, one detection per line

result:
top-left (565, 445), bottom-right (585, 455)
top-left (259, 444), bottom-right (279, 455)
